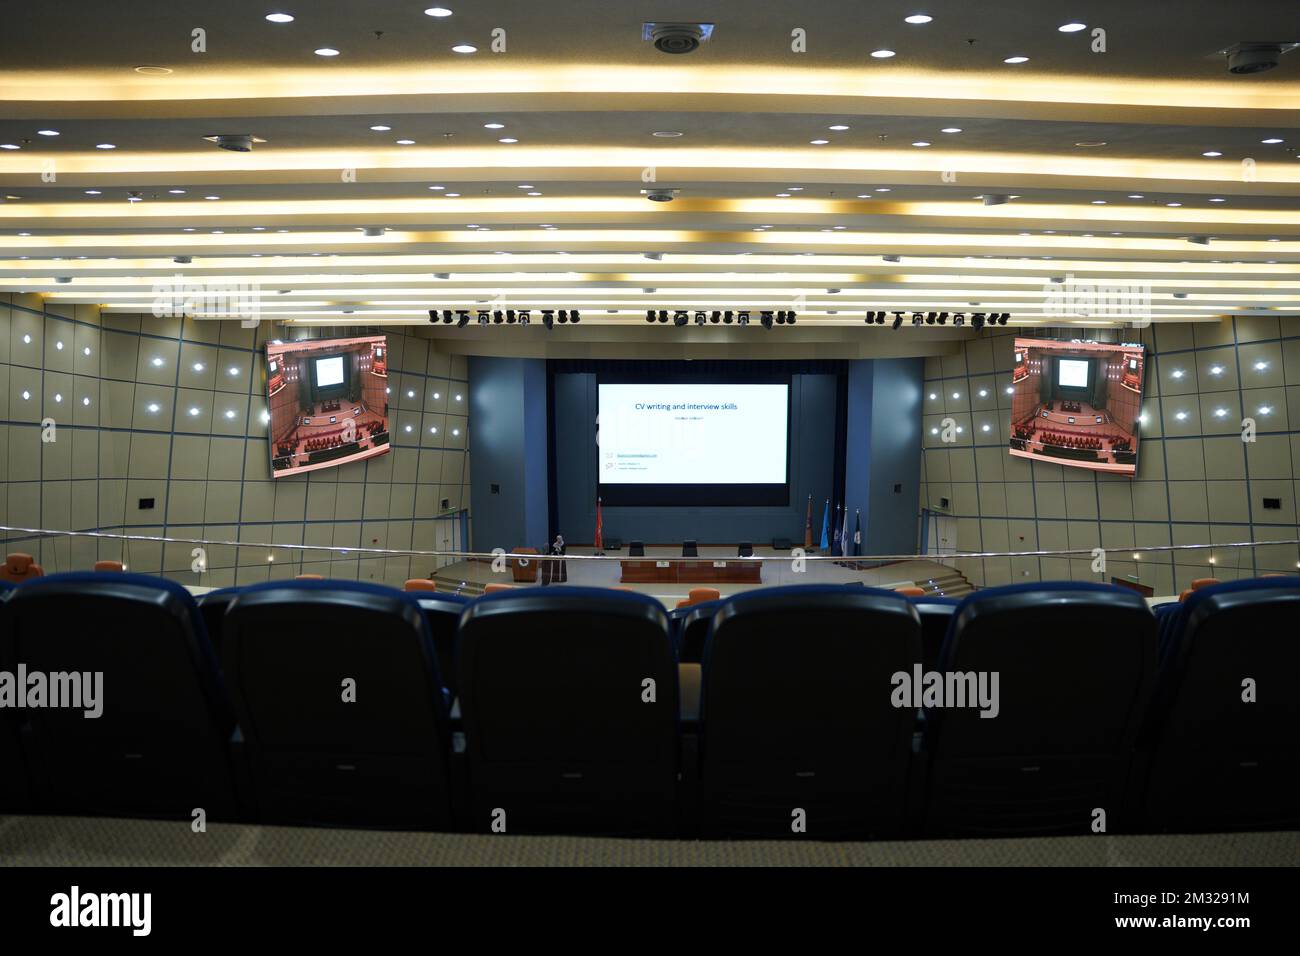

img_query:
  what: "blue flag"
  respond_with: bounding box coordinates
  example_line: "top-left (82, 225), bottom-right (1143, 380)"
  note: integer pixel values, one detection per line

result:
top-left (819, 500), bottom-right (830, 550)
top-left (841, 506), bottom-right (850, 559)
top-left (852, 509), bottom-right (862, 557)
top-left (832, 503), bottom-right (842, 556)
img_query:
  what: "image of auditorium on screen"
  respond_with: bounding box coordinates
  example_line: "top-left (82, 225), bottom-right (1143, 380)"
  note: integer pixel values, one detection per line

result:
top-left (1007, 337), bottom-right (1144, 476)
top-left (266, 335), bottom-right (390, 477)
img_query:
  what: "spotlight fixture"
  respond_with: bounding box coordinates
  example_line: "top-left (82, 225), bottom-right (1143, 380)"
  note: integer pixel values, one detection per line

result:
top-left (542, 309), bottom-right (555, 329)
top-left (518, 310), bottom-right (531, 326)
top-left (722, 311), bottom-right (734, 324)
top-left (1220, 41), bottom-right (1293, 75)
top-left (493, 310), bottom-right (504, 324)
top-left (476, 311), bottom-right (491, 325)
top-left (570, 310), bottom-right (580, 324)
top-left (658, 311), bottom-right (669, 323)
top-left (694, 311), bottom-right (708, 326)
top-left (760, 310), bottom-right (774, 330)
top-left (362, 226), bottom-right (386, 237)
top-left (673, 310), bottom-right (689, 327)
top-left (646, 309), bottom-right (656, 323)
top-left (452, 310), bottom-right (468, 328)
top-left (709, 311), bottom-right (721, 323)
top-left (506, 310), bottom-right (517, 323)
top-left (786, 310), bottom-right (797, 325)
top-left (642, 188), bottom-right (677, 202)
top-left (737, 311), bottom-right (751, 326)
top-left (202, 134), bottom-right (266, 152)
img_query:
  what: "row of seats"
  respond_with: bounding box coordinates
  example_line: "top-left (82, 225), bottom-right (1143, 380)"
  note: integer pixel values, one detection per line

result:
top-left (0, 554), bottom-right (132, 583)
top-left (304, 435), bottom-right (355, 453)
top-left (2, 574), bottom-right (1295, 839)
top-left (1041, 431), bottom-right (1105, 450)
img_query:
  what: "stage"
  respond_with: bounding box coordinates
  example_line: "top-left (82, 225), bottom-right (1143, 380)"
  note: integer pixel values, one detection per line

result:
top-left (430, 545), bottom-right (965, 602)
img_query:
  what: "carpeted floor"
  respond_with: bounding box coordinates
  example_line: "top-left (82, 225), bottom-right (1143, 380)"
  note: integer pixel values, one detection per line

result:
top-left (1, 816), bottom-right (1295, 866)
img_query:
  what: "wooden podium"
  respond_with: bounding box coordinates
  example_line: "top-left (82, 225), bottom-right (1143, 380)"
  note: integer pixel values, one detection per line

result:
top-left (619, 558), bottom-right (761, 585)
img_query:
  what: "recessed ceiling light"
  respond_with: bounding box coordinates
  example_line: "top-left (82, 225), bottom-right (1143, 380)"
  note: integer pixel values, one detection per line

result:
top-left (424, 6), bottom-right (453, 16)
top-left (1209, 197), bottom-right (1226, 202)
top-left (1202, 150), bottom-right (1222, 157)
top-left (429, 185), bottom-right (445, 190)
top-left (204, 195), bottom-right (221, 200)
top-left (940, 127), bottom-right (962, 133)
top-left (870, 49), bottom-right (896, 58)
top-left (134, 65), bottom-right (173, 75)
top-left (265, 13), bottom-right (294, 23)
top-left (95, 143), bottom-right (116, 149)
top-left (445, 192), bottom-right (461, 197)
top-left (1074, 141), bottom-right (1107, 147)
top-left (904, 14), bottom-right (933, 24)
top-left (810, 139), bottom-right (829, 145)
top-left (498, 138), bottom-right (517, 144)
top-left (396, 139), bottom-right (415, 145)
top-left (0, 144), bottom-right (19, 150)
top-left (452, 44), bottom-right (477, 54)
top-left (652, 130), bottom-right (683, 137)
top-left (1091, 199), bottom-right (1107, 204)
top-left (167, 188), bottom-right (186, 194)
top-left (1058, 22), bottom-right (1087, 32)
top-left (314, 48), bottom-right (340, 56)
top-left (37, 129), bottom-right (59, 136)
top-left (912, 141), bottom-right (931, 147)
top-left (875, 187), bottom-right (891, 192)
top-left (1127, 194), bottom-right (1144, 199)
top-left (369, 125), bottom-right (392, 131)
top-left (1166, 202), bottom-right (1182, 207)
top-left (484, 122), bottom-right (505, 129)
top-left (1261, 138), bottom-right (1283, 144)
top-left (527, 191), bottom-right (542, 196)
top-left (828, 125), bottom-right (850, 131)
top-left (1003, 55), bottom-right (1029, 64)
top-left (84, 189), bottom-right (101, 195)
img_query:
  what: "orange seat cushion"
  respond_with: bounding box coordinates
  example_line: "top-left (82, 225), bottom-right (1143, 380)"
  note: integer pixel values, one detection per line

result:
top-left (404, 578), bottom-right (438, 592)
top-left (1, 553), bottom-right (44, 582)
top-left (894, 586), bottom-right (927, 597)
top-left (484, 583), bottom-right (515, 594)
top-left (93, 560), bottom-right (124, 572)
top-left (687, 587), bottom-right (721, 605)
top-left (1190, 577), bottom-right (1219, 590)
top-left (1178, 588), bottom-right (1194, 602)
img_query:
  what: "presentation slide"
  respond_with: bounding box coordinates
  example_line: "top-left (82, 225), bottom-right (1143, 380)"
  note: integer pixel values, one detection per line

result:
top-left (1058, 358), bottom-right (1090, 389)
top-left (598, 383), bottom-right (788, 485)
top-left (315, 355), bottom-right (344, 388)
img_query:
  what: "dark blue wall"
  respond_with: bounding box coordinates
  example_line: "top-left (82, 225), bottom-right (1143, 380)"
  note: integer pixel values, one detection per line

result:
top-left (553, 372), bottom-right (837, 545)
top-left (844, 358), bottom-right (924, 555)
top-left (468, 356), bottom-right (549, 551)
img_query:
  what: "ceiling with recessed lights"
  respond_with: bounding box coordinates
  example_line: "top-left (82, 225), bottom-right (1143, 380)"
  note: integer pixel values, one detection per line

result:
top-left (1, 0), bottom-right (1298, 345)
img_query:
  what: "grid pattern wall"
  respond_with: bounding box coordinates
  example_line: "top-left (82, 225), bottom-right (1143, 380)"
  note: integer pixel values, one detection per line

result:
top-left (920, 318), bottom-right (1300, 596)
top-left (0, 294), bottom-right (471, 588)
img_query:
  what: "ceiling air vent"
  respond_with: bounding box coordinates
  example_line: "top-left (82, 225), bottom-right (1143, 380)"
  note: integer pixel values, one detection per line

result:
top-left (642, 22), bottom-right (713, 54)
top-left (202, 134), bottom-right (268, 152)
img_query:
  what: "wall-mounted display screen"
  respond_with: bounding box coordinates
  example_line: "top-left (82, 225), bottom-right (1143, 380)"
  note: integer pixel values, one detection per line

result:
top-left (1008, 337), bottom-right (1145, 477)
top-left (266, 334), bottom-right (390, 477)
top-left (597, 381), bottom-right (790, 505)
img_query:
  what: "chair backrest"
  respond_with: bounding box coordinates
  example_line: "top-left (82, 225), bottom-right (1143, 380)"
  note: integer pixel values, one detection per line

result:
top-left (912, 597), bottom-right (959, 674)
top-left (196, 587), bottom-right (240, 657)
top-left (403, 578), bottom-right (437, 592)
top-left (699, 584), bottom-right (921, 839)
top-left (222, 579), bottom-right (452, 828)
top-left (681, 540), bottom-right (699, 557)
top-left (675, 599), bottom-right (720, 663)
top-left (894, 586), bottom-right (926, 598)
top-left (483, 583), bottom-right (515, 594)
top-left (628, 541), bottom-right (645, 557)
top-left (1, 553), bottom-right (44, 583)
top-left (93, 560), bottom-right (124, 572)
top-left (414, 592), bottom-right (469, 697)
top-left (457, 586), bottom-right (677, 835)
top-left (295, 573), bottom-right (324, 580)
top-left (5, 573), bottom-right (236, 819)
top-left (0, 582), bottom-right (29, 812)
top-left (687, 587), bottom-right (721, 605)
top-left (923, 582), bottom-right (1156, 837)
top-left (1140, 576), bottom-right (1300, 832)
top-left (1190, 577), bottom-right (1220, 591)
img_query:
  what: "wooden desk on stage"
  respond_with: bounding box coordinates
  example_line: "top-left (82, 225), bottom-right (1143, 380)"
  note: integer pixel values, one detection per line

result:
top-left (619, 559), bottom-right (762, 585)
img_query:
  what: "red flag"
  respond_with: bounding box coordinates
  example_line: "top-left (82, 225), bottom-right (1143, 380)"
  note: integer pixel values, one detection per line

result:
top-left (594, 496), bottom-right (603, 550)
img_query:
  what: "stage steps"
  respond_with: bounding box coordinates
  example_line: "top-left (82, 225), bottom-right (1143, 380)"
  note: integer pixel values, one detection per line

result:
top-left (911, 566), bottom-right (975, 599)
